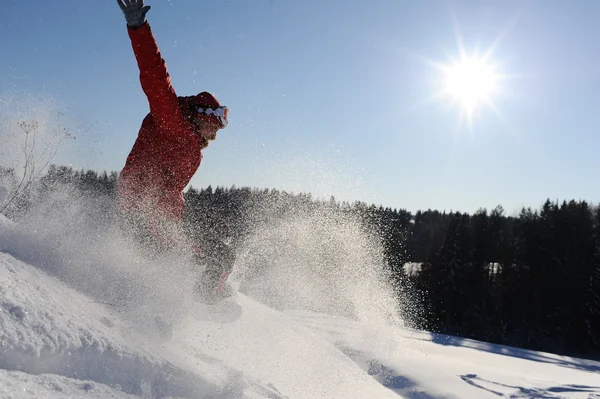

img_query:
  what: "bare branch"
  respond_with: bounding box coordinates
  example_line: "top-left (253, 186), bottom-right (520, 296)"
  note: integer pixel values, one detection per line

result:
top-left (0, 117), bottom-right (73, 215)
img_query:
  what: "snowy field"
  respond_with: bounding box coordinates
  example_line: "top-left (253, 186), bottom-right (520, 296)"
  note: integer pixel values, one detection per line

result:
top-left (1, 211), bottom-right (599, 399)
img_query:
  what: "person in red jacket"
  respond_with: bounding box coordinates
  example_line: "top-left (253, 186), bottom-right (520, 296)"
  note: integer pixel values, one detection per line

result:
top-left (116, 0), bottom-right (233, 304)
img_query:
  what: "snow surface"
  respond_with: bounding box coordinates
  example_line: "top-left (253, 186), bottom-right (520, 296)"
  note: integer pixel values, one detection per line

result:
top-left (1, 210), bottom-right (599, 398)
top-left (0, 185), bottom-right (8, 207)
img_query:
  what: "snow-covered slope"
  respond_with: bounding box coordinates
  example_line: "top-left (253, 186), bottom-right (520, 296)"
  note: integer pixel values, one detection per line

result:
top-left (1, 199), bottom-right (599, 399)
top-left (1, 249), bottom-right (600, 398)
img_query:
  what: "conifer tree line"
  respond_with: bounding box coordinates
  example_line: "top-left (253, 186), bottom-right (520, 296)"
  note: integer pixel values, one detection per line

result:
top-left (1, 164), bottom-right (599, 359)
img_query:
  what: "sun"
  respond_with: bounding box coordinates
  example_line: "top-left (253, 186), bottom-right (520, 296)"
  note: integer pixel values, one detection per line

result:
top-left (442, 55), bottom-right (499, 118)
top-left (434, 51), bottom-right (502, 128)
top-left (408, 14), bottom-right (523, 130)
top-left (415, 18), bottom-right (518, 130)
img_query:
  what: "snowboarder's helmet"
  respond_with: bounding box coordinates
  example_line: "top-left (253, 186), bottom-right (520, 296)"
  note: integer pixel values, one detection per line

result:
top-left (194, 92), bottom-right (228, 128)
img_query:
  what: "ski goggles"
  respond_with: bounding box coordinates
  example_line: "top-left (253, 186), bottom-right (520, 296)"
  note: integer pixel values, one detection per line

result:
top-left (196, 106), bottom-right (228, 128)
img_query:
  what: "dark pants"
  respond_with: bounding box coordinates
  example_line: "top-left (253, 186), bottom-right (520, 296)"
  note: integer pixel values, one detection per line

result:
top-left (193, 236), bottom-right (235, 294)
top-left (119, 211), bottom-right (234, 294)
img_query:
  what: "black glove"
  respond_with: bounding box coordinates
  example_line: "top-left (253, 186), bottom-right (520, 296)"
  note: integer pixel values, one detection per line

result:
top-left (117, 0), bottom-right (151, 29)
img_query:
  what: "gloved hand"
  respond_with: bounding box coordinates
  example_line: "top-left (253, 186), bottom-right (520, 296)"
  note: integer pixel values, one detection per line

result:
top-left (117, 0), bottom-right (151, 29)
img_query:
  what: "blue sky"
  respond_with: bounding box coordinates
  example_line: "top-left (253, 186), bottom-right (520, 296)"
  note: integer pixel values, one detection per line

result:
top-left (1, 0), bottom-right (600, 214)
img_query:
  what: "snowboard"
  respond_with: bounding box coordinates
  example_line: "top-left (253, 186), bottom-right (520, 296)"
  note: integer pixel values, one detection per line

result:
top-left (95, 288), bottom-right (242, 342)
top-left (152, 294), bottom-right (242, 341)
top-left (193, 290), bottom-right (242, 324)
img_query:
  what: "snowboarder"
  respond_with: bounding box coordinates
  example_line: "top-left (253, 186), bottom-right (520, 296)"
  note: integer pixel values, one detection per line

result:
top-left (115, 0), bottom-right (234, 304)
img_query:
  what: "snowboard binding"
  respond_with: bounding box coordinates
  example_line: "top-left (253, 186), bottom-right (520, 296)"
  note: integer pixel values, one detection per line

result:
top-left (193, 239), bottom-right (236, 305)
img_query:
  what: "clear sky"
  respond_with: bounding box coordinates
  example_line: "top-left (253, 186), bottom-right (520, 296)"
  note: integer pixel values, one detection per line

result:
top-left (1, 0), bottom-right (600, 214)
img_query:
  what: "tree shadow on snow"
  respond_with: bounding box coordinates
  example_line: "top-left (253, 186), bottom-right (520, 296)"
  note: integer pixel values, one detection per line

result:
top-left (461, 374), bottom-right (600, 398)
top-left (419, 333), bottom-right (600, 374)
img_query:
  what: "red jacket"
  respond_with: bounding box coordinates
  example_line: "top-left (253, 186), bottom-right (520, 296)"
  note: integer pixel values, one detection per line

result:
top-left (118, 22), bottom-right (203, 221)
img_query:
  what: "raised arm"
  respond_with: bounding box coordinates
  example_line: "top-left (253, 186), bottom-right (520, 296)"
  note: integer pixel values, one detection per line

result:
top-left (117, 0), bottom-right (185, 134)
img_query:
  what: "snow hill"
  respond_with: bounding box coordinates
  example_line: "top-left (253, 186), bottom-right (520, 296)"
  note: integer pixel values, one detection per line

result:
top-left (1, 203), bottom-right (600, 398)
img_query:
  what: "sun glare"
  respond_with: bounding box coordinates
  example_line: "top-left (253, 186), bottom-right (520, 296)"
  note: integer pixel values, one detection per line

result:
top-left (415, 17), bottom-right (520, 130)
top-left (443, 56), bottom-right (499, 116)
top-left (436, 52), bottom-right (502, 128)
